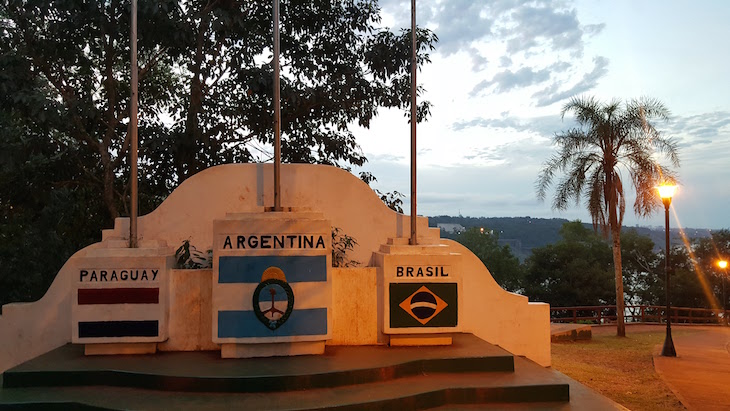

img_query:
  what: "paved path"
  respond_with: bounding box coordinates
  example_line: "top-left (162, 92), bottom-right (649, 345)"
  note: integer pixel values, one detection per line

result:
top-left (653, 326), bottom-right (730, 411)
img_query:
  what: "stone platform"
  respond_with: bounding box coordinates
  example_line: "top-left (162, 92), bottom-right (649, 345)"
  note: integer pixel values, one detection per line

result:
top-left (0, 334), bottom-right (622, 410)
top-left (550, 323), bottom-right (593, 342)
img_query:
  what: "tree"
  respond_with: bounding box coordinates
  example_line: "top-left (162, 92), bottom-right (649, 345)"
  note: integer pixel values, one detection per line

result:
top-left (456, 227), bottom-right (523, 292)
top-left (2, 0), bottom-right (438, 219)
top-left (536, 95), bottom-right (680, 336)
top-left (523, 221), bottom-right (614, 307)
top-left (1, 0), bottom-right (183, 219)
top-left (620, 229), bottom-right (659, 309)
top-left (0, 0), bottom-right (438, 306)
top-left (691, 230), bottom-right (730, 310)
top-left (145, 0), bottom-right (437, 189)
top-left (0, 108), bottom-right (106, 305)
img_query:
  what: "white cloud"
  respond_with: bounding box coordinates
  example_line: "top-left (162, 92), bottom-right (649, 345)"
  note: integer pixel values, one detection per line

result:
top-left (470, 66), bottom-right (552, 96)
top-left (532, 56), bottom-right (609, 107)
top-left (359, 0), bottom-right (730, 230)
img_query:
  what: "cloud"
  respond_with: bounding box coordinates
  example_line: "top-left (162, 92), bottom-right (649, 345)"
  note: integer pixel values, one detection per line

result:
top-left (503, 6), bottom-right (583, 54)
top-left (380, 0), bottom-right (607, 71)
top-left (468, 47), bottom-right (489, 71)
top-left (470, 66), bottom-right (552, 96)
top-left (532, 56), bottom-right (609, 107)
top-left (367, 153), bottom-right (405, 163)
top-left (667, 111), bottom-right (730, 140)
top-left (452, 114), bottom-right (572, 138)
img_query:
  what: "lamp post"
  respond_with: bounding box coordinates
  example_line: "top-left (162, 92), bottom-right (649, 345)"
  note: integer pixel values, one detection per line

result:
top-left (658, 183), bottom-right (677, 357)
top-left (720, 260), bottom-right (729, 325)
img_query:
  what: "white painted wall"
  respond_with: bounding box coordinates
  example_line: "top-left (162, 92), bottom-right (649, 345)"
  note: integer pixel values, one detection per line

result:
top-left (0, 163), bottom-right (550, 372)
top-left (446, 240), bottom-right (551, 366)
top-left (0, 244), bottom-right (100, 373)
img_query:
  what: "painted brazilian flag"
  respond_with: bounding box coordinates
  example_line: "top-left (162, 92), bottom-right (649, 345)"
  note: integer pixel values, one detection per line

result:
top-left (389, 282), bottom-right (458, 328)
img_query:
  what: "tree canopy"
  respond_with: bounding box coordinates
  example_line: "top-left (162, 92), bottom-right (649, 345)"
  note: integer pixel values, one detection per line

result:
top-left (454, 227), bottom-right (522, 292)
top-left (1, 0), bottom-right (437, 219)
top-left (0, 0), bottom-right (437, 305)
top-left (523, 221), bottom-right (615, 307)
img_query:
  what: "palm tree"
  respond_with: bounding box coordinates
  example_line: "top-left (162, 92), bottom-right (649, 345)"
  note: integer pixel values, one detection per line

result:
top-left (536, 96), bottom-right (680, 337)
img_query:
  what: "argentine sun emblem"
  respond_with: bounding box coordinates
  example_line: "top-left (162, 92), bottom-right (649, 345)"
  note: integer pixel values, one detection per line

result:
top-left (252, 266), bottom-right (294, 330)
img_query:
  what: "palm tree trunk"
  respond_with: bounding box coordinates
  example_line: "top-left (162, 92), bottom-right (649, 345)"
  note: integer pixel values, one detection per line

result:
top-left (606, 163), bottom-right (626, 337)
top-left (611, 222), bottom-right (625, 336)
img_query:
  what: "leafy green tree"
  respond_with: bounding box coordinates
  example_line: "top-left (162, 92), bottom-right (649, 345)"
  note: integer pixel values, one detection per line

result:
top-left (0, 0), bottom-right (437, 305)
top-left (649, 247), bottom-right (708, 310)
top-left (523, 221), bottom-right (614, 307)
top-left (0, 110), bottom-right (106, 305)
top-left (456, 227), bottom-right (523, 292)
top-left (2, 0), bottom-right (438, 217)
top-left (690, 230), bottom-right (730, 310)
top-left (1, 0), bottom-right (182, 218)
top-left (620, 229), bottom-right (659, 309)
top-left (536, 96), bottom-right (680, 336)
top-left (623, 230), bottom-right (729, 313)
top-left (146, 0), bottom-right (437, 188)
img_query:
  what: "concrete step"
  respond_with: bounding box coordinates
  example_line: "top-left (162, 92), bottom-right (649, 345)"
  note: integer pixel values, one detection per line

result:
top-left (0, 333), bottom-right (623, 410)
top-left (0, 354), bottom-right (623, 410)
top-left (0, 369), bottom-right (569, 410)
top-left (2, 335), bottom-right (513, 393)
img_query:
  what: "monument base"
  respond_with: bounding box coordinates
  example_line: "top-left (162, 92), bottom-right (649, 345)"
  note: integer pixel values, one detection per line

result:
top-left (390, 335), bottom-right (453, 347)
top-left (221, 341), bottom-right (325, 358)
top-left (85, 342), bottom-right (157, 356)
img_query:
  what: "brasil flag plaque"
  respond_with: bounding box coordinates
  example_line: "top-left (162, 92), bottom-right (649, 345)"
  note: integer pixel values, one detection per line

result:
top-left (389, 282), bottom-right (458, 328)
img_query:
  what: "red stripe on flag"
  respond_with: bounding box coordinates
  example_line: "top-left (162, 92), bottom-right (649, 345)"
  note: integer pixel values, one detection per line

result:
top-left (78, 288), bottom-right (159, 305)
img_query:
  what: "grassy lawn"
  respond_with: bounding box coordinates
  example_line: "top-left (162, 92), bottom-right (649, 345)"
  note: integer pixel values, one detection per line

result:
top-left (551, 326), bottom-right (687, 411)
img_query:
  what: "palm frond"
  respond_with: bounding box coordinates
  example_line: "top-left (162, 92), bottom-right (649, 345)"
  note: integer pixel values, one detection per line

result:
top-left (537, 95), bottom-right (680, 227)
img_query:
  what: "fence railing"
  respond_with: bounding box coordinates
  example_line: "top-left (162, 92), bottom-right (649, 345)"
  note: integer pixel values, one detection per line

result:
top-left (550, 305), bottom-right (727, 325)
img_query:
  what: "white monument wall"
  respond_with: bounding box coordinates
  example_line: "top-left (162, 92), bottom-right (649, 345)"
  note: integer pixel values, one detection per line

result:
top-left (0, 164), bottom-right (550, 372)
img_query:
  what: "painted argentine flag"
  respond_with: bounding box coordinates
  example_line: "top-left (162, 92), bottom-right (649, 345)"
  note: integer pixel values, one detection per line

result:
top-left (216, 255), bottom-right (329, 340)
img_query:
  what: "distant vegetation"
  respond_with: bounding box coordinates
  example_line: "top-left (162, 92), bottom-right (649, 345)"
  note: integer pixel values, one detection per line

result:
top-left (429, 215), bottom-right (706, 261)
top-left (432, 216), bottom-right (728, 312)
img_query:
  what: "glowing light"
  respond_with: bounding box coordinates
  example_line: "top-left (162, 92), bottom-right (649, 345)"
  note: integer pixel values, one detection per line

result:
top-left (720, 260), bottom-right (728, 270)
top-left (657, 184), bottom-right (677, 199)
top-left (674, 212), bottom-right (721, 311)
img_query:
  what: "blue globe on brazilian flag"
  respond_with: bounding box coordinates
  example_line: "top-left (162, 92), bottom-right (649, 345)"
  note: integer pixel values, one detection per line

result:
top-left (389, 283), bottom-right (457, 328)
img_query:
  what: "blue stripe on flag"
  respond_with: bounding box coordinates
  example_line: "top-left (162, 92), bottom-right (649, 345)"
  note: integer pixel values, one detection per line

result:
top-left (219, 255), bottom-right (326, 283)
top-left (218, 308), bottom-right (327, 338)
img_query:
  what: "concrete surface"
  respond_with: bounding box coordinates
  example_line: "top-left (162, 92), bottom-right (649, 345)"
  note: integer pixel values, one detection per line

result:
top-left (1, 333), bottom-right (621, 410)
top-left (653, 325), bottom-right (730, 411)
top-left (550, 323), bottom-right (592, 342)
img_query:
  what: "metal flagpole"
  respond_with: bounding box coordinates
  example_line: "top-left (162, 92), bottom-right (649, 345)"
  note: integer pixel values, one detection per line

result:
top-left (130, 0), bottom-right (139, 247)
top-left (409, 0), bottom-right (417, 245)
top-left (273, 0), bottom-right (282, 211)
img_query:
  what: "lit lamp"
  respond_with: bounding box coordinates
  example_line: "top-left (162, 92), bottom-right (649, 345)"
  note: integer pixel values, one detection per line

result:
top-left (720, 260), bottom-right (729, 325)
top-left (658, 183), bottom-right (677, 357)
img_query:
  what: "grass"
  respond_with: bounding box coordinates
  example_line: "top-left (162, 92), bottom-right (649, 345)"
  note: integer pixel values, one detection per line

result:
top-left (551, 326), bottom-right (687, 411)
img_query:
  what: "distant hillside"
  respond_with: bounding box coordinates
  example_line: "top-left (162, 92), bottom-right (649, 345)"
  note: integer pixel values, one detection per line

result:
top-left (428, 215), bottom-right (713, 261)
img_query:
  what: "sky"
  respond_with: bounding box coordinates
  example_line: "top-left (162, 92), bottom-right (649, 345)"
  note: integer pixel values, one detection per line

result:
top-left (351, 0), bottom-right (730, 230)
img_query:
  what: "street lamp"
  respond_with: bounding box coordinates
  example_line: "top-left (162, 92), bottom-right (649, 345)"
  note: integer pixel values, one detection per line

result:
top-left (720, 260), bottom-right (729, 325)
top-left (658, 183), bottom-right (677, 357)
